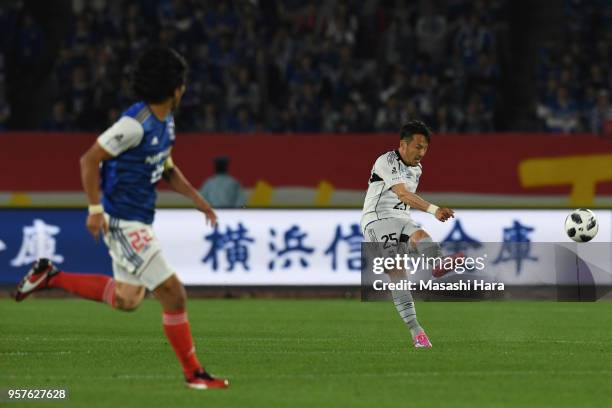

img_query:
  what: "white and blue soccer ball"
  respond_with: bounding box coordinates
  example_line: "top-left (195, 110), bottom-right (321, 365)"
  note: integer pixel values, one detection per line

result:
top-left (565, 209), bottom-right (598, 242)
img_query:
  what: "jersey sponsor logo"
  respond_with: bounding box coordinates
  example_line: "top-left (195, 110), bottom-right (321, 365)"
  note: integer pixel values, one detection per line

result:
top-left (145, 148), bottom-right (171, 165)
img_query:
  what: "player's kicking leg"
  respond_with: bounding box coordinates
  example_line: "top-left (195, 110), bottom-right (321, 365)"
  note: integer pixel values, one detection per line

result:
top-left (409, 229), bottom-right (466, 278)
top-left (153, 274), bottom-right (229, 390)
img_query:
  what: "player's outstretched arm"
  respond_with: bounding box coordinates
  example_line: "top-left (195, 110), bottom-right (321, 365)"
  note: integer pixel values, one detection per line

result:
top-left (391, 184), bottom-right (454, 222)
top-left (80, 142), bottom-right (114, 240)
top-left (162, 161), bottom-right (217, 226)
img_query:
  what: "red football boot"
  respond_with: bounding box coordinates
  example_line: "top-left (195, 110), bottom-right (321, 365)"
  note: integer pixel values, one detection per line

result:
top-left (185, 369), bottom-right (230, 390)
top-left (15, 258), bottom-right (59, 302)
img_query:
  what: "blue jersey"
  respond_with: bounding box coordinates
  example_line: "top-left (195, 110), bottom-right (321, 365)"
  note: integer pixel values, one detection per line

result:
top-left (97, 102), bottom-right (175, 224)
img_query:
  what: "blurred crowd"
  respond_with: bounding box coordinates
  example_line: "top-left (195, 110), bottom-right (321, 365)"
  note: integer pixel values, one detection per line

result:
top-left (535, 0), bottom-right (611, 134)
top-left (0, 8), bottom-right (9, 131)
top-left (2, 0), bottom-right (511, 133)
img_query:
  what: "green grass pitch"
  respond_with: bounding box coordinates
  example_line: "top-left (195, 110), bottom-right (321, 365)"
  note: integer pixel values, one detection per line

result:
top-left (1, 299), bottom-right (611, 407)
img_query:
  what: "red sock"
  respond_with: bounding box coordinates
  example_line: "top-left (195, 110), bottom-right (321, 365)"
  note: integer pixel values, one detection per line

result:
top-left (49, 272), bottom-right (115, 307)
top-left (162, 310), bottom-right (202, 377)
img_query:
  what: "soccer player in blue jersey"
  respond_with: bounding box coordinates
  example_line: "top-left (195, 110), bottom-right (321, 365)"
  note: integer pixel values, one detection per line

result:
top-left (15, 47), bottom-right (229, 390)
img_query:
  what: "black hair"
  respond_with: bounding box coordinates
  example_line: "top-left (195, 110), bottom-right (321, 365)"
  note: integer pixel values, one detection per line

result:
top-left (400, 120), bottom-right (432, 143)
top-left (214, 156), bottom-right (229, 174)
top-left (131, 47), bottom-right (188, 104)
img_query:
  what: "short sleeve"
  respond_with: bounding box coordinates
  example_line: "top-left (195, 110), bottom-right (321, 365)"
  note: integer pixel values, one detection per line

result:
top-left (163, 154), bottom-right (175, 171)
top-left (374, 152), bottom-right (405, 187)
top-left (97, 116), bottom-right (144, 156)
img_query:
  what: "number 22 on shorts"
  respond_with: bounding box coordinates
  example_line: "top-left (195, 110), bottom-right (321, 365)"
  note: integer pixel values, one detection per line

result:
top-left (128, 229), bottom-right (153, 252)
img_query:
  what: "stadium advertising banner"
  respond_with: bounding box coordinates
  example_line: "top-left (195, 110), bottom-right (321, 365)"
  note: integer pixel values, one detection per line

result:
top-left (2, 133), bottom-right (612, 208)
top-left (0, 209), bottom-right (610, 286)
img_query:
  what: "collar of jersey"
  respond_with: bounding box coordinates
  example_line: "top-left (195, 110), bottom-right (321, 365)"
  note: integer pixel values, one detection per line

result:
top-left (394, 149), bottom-right (412, 167)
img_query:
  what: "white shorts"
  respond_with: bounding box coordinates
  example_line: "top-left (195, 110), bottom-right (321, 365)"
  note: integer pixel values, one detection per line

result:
top-left (103, 215), bottom-right (174, 291)
top-left (363, 217), bottom-right (423, 257)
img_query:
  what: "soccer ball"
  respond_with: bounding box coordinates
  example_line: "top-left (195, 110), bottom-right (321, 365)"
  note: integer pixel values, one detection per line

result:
top-left (565, 209), bottom-right (598, 242)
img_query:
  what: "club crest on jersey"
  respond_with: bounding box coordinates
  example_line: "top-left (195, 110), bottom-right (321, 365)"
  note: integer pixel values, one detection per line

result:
top-left (151, 136), bottom-right (159, 145)
top-left (392, 167), bottom-right (397, 174)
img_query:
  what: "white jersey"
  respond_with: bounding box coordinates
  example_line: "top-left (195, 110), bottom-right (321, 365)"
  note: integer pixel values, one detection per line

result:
top-left (360, 150), bottom-right (422, 233)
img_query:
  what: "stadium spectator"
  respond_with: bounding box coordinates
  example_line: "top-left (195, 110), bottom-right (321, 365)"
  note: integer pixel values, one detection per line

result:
top-left (453, 13), bottom-right (495, 69)
top-left (199, 156), bottom-right (247, 208)
top-left (9, 0), bottom-right (514, 133)
top-left (226, 106), bottom-right (256, 133)
top-left (433, 105), bottom-right (457, 133)
top-left (534, 0), bottom-right (610, 133)
top-left (292, 81), bottom-right (322, 132)
top-left (336, 102), bottom-right (363, 133)
top-left (226, 67), bottom-right (260, 113)
top-left (16, 13), bottom-right (44, 67)
top-left (43, 101), bottom-right (73, 131)
top-left (375, 96), bottom-right (403, 132)
top-left (415, 5), bottom-right (447, 62)
top-left (0, 97), bottom-right (9, 131)
top-left (590, 90), bottom-right (612, 135)
top-left (0, 52), bottom-right (8, 131)
top-left (536, 87), bottom-right (580, 133)
top-left (195, 103), bottom-right (220, 133)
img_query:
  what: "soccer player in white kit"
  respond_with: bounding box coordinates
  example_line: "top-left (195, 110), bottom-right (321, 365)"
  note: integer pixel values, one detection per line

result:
top-left (361, 120), bottom-right (455, 348)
